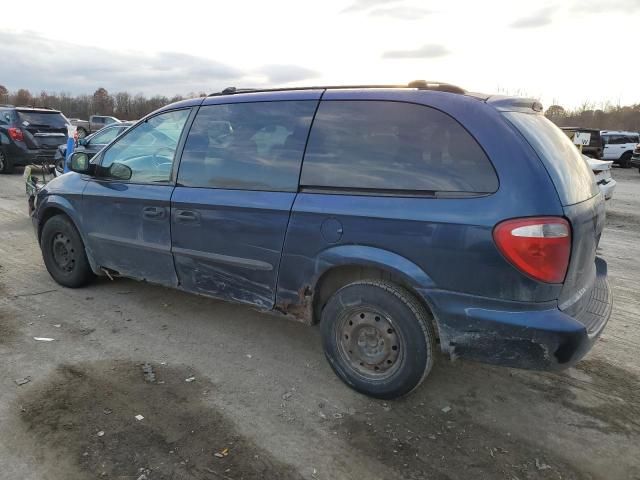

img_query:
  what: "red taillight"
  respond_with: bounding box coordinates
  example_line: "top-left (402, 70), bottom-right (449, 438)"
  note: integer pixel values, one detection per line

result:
top-left (493, 217), bottom-right (571, 284)
top-left (8, 127), bottom-right (24, 142)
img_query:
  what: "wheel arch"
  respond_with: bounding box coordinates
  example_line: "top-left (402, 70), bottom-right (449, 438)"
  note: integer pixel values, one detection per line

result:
top-left (37, 197), bottom-right (100, 274)
top-left (303, 245), bottom-right (441, 339)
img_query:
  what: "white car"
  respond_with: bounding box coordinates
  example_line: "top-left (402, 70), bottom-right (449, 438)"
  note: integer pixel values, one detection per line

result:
top-left (601, 130), bottom-right (639, 167)
top-left (584, 154), bottom-right (616, 200)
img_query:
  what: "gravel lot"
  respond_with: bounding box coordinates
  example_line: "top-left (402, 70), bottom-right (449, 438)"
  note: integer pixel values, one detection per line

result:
top-left (1, 168), bottom-right (639, 480)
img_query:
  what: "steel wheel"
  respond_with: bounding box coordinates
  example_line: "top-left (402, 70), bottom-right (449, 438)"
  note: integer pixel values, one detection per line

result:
top-left (51, 232), bottom-right (76, 273)
top-left (321, 280), bottom-right (435, 399)
top-left (336, 308), bottom-right (404, 380)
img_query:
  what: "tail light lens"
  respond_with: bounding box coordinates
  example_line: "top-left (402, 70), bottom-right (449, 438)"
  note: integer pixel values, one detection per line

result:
top-left (8, 127), bottom-right (24, 142)
top-left (493, 217), bottom-right (571, 284)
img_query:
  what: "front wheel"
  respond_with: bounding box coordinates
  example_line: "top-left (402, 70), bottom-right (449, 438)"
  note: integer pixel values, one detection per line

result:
top-left (321, 280), bottom-right (435, 399)
top-left (41, 215), bottom-right (95, 288)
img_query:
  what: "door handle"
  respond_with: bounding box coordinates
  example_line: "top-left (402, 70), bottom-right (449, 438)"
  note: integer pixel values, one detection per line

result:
top-left (142, 206), bottom-right (166, 219)
top-left (175, 210), bottom-right (200, 223)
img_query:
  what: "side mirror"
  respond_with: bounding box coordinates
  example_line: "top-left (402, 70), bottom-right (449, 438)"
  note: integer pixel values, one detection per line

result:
top-left (78, 138), bottom-right (88, 146)
top-left (70, 152), bottom-right (91, 174)
top-left (107, 162), bottom-right (132, 181)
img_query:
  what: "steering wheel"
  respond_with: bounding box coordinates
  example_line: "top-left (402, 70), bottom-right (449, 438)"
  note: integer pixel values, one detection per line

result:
top-left (151, 146), bottom-right (175, 166)
top-left (149, 146), bottom-right (175, 176)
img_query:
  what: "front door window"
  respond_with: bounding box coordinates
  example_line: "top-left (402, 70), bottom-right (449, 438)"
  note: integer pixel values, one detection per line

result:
top-left (101, 109), bottom-right (190, 183)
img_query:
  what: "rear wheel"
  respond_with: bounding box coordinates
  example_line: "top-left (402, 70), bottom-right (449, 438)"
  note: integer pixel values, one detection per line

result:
top-left (619, 151), bottom-right (632, 168)
top-left (41, 215), bottom-right (94, 288)
top-left (0, 149), bottom-right (13, 174)
top-left (321, 280), bottom-right (435, 399)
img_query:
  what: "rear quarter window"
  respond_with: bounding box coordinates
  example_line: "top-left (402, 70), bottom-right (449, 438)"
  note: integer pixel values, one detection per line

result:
top-left (300, 100), bottom-right (498, 194)
top-left (505, 113), bottom-right (599, 206)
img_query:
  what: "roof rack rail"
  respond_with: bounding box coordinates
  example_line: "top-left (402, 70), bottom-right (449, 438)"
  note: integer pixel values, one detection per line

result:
top-left (208, 80), bottom-right (466, 97)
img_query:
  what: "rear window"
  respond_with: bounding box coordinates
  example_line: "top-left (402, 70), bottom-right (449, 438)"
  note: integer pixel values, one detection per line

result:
top-left (300, 101), bottom-right (498, 194)
top-left (506, 113), bottom-right (599, 206)
top-left (17, 111), bottom-right (67, 129)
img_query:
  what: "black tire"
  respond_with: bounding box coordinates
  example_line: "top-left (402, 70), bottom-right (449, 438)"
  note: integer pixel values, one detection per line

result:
top-left (321, 280), bottom-right (435, 399)
top-left (0, 149), bottom-right (13, 174)
top-left (76, 127), bottom-right (88, 139)
top-left (619, 151), bottom-right (632, 168)
top-left (40, 215), bottom-right (94, 288)
top-left (54, 156), bottom-right (64, 174)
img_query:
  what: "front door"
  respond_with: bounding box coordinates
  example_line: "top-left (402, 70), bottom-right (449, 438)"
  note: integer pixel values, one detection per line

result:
top-left (171, 97), bottom-right (319, 308)
top-left (81, 108), bottom-right (192, 285)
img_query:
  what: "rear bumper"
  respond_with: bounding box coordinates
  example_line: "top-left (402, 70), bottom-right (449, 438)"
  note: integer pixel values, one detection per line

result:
top-left (7, 143), bottom-right (58, 166)
top-left (422, 257), bottom-right (611, 370)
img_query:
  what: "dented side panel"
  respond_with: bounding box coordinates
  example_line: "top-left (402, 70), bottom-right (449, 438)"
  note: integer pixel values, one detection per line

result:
top-left (171, 187), bottom-right (296, 310)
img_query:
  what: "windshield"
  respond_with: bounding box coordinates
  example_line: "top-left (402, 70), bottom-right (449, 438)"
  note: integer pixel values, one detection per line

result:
top-left (504, 112), bottom-right (599, 206)
top-left (17, 111), bottom-right (68, 129)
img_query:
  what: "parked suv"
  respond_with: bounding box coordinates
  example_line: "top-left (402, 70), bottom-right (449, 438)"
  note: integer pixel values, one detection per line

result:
top-left (31, 82), bottom-right (611, 398)
top-left (0, 105), bottom-right (69, 173)
top-left (560, 127), bottom-right (603, 159)
top-left (601, 130), bottom-right (640, 167)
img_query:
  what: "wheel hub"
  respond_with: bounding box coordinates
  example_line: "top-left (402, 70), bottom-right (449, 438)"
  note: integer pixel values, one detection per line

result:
top-left (339, 310), bottom-right (401, 378)
top-left (52, 232), bottom-right (75, 272)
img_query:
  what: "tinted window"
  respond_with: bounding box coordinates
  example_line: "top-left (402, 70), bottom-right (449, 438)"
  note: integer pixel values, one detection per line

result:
top-left (178, 101), bottom-right (316, 191)
top-left (300, 101), bottom-right (497, 193)
top-left (101, 109), bottom-right (190, 183)
top-left (505, 112), bottom-right (598, 206)
top-left (17, 111), bottom-right (67, 128)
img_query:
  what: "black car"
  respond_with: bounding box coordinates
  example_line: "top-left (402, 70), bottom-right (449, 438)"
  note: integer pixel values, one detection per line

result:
top-left (560, 127), bottom-right (603, 159)
top-left (54, 122), bottom-right (133, 173)
top-left (0, 105), bottom-right (69, 173)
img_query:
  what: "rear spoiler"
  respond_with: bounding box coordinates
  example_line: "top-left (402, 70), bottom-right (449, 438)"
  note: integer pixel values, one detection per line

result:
top-left (485, 96), bottom-right (544, 113)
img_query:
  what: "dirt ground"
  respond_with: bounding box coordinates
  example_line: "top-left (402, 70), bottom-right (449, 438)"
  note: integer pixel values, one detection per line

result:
top-left (1, 167), bottom-right (639, 480)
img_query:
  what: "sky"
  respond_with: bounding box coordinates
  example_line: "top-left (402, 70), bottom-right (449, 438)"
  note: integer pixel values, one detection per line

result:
top-left (1, 0), bottom-right (639, 109)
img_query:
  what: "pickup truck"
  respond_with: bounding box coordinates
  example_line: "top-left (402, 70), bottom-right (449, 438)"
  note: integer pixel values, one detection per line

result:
top-left (69, 115), bottom-right (122, 138)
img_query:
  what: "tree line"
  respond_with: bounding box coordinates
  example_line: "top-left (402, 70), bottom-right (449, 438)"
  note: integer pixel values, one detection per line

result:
top-left (0, 86), bottom-right (204, 121)
top-left (545, 103), bottom-right (640, 132)
top-left (1, 84), bottom-right (639, 131)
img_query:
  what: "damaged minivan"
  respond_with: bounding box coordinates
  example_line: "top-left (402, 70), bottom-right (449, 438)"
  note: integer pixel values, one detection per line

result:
top-left (31, 82), bottom-right (612, 399)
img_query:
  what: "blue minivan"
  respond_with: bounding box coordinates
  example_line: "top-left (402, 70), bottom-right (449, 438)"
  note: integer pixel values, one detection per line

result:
top-left (32, 82), bottom-right (612, 399)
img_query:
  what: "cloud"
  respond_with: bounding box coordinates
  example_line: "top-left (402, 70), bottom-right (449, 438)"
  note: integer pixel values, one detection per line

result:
top-left (382, 44), bottom-right (450, 59)
top-left (509, 7), bottom-right (555, 28)
top-left (569, 0), bottom-right (640, 13)
top-left (0, 30), bottom-right (319, 95)
top-left (341, 0), bottom-right (402, 13)
top-left (258, 64), bottom-right (321, 84)
top-left (369, 6), bottom-right (433, 20)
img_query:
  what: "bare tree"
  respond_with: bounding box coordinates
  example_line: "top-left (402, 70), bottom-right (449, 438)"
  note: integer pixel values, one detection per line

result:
top-left (14, 89), bottom-right (33, 106)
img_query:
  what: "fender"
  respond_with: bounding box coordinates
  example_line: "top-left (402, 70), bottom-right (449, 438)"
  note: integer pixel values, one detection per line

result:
top-left (311, 244), bottom-right (435, 291)
top-left (274, 244), bottom-right (436, 324)
top-left (36, 193), bottom-right (101, 275)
